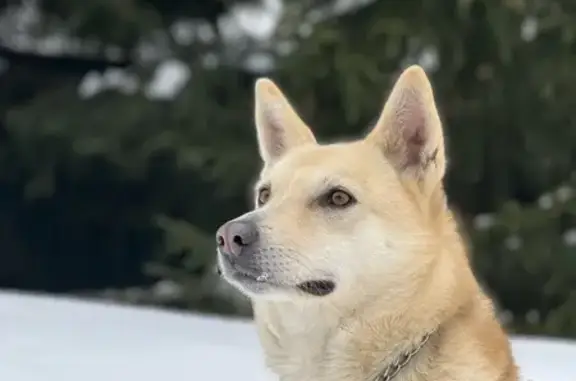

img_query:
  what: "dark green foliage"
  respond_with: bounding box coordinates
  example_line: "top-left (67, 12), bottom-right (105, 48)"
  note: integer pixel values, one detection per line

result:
top-left (0, 0), bottom-right (574, 337)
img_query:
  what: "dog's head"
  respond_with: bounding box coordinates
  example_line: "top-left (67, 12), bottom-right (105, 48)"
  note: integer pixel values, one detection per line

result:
top-left (216, 66), bottom-right (448, 302)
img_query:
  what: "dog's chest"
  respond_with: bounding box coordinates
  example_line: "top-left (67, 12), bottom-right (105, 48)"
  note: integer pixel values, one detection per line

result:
top-left (266, 334), bottom-right (330, 380)
top-left (265, 336), bottom-right (357, 381)
top-left (258, 312), bottom-right (357, 381)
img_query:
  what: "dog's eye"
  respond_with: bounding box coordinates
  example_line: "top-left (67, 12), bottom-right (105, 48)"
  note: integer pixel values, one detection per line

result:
top-left (257, 187), bottom-right (271, 206)
top-left (326, 189), bottom-right (355, 208)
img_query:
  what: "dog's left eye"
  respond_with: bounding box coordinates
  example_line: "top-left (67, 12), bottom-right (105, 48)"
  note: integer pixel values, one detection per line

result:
top-left (257, 187), bottom-right (271, 206)
top-left (325, 189), bottom-right (355, 208)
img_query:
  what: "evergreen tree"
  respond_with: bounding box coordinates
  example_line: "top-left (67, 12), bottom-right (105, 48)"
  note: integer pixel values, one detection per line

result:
top-left (0, 0), bottom-right (574, 336)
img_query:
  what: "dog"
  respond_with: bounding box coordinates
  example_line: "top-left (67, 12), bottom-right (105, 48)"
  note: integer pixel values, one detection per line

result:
top-left (215, 65), bottom-right (519, 381)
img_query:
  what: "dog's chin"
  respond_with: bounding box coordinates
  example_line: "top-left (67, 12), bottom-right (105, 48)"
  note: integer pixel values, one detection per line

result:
top-left (217, 261), bottom-right (336, 299)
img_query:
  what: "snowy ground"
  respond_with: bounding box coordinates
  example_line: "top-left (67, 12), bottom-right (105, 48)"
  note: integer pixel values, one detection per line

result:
top-left (0, 291), bottom-right (575, 380)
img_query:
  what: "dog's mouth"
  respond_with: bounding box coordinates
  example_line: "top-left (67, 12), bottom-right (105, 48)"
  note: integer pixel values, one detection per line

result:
top-left (218, 263), bottom-right (336, 297)
top-left (296, 280), bottom-right (336, 296)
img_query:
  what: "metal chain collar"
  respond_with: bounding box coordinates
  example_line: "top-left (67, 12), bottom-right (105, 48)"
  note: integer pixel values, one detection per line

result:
top-left (373, 331), bottom-right (434, 381)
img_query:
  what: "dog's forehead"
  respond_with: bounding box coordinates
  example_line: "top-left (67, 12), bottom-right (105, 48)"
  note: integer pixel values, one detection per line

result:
top-left (261, 141), bottom-right (395, 189)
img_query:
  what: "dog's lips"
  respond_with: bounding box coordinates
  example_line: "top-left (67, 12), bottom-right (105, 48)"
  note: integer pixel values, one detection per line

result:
top-left (218, 253), bottom-right (336, 296)
top-left (296, 280), bottom-right (336, 296)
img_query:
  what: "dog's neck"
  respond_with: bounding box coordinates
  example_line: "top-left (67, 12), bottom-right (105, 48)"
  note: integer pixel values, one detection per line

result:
top-left (253, 273), bottom-right (455, 381)
top-left (253, 296), bottom-right (444, 381)
top-left (252, 246), bottom-right (473, 381)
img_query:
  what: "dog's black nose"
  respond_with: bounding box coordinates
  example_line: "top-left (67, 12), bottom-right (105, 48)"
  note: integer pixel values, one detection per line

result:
top-left (216, 219), bottom-right (259, 256)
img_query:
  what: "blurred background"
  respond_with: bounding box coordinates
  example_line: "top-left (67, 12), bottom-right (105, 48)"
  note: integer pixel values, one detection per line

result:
top-left (0, 0), bottom-right (575, 340)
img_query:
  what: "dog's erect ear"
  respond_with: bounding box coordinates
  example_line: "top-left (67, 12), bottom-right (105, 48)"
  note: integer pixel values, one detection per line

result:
top-left (254, 78), bottom-right (316, 164)
top-left (366, 65), bottom-right (446, 185)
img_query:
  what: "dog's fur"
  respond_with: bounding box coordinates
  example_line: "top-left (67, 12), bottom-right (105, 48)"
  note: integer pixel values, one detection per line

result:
top-left (216, 66), bottom-right (519, 381)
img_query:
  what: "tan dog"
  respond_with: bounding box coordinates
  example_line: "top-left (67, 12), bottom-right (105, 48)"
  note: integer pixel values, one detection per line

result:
top-left (216, 66), bottom-right (518, 381)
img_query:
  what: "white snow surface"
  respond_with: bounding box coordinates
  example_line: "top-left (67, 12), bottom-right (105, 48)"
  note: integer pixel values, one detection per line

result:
top-left (0, 291), bottom-right (575, 380)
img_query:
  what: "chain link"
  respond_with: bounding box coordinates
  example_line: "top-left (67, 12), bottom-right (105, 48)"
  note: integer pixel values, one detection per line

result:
top-left (374, 332), bottom-right (433, 381)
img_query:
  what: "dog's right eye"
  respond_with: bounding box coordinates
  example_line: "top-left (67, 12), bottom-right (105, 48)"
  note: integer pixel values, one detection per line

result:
top-left (257, 187), bottom-right (271, 206)
top-left (322, 188), bottom-right (356, 208)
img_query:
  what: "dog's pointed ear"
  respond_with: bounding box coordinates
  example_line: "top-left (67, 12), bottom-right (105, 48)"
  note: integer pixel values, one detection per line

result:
top-left (254, 78), bottom-right (316, 164)
top-left (366, 65), bottom-right (446, 185)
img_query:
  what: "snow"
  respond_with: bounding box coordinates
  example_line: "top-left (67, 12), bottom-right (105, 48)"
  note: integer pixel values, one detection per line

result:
top-left (0, 291), bottom-right (274, 380)
top-left (0, 291), bottom-right (575, 381)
